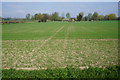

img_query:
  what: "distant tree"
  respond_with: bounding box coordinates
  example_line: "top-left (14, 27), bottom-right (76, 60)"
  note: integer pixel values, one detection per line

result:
top-left (104, 15), bottom-right (109, 20)
top-left (81, 17), bottom-right (85, 21)
top-left (92, 12), bottom-right (98, 20)
top-left (35, 14), bottom-right (37, 20)
top-left (97, 15), bottom-right (104, 21)
top-left (51, 12), bottom-right (59, 21)
top-left (0, 17), bottom-right (2, 21)
top-left (118, 16), bottom-right (120, 20)
top-left (66, 13), bottom-right (70, 18)
top-left (31, 15), bottom-right (35, 20)
top-left (61, 13), bottom-right (65, 19)
top-left (88, 13), bottom-right (92, 21)
top-left (43, 14), bottom-right (50, 22)
top-left (35, 13), bottom-right (44, 22)
top-left (3, 17), bottom-right (11, 20)
top-left (77, 12), bottom-right (84, 21)
top-left (108, 14), bottom-right (116, 20)
top-left (26, 13), bottom-right (31, 20)
top-left (104, 14), bottom-right (116, 20)
top-left (85, 16), bottom-right (88, 21)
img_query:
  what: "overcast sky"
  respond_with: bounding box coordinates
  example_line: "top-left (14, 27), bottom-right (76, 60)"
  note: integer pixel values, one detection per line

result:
top-left (2, 2), bottom-right (118, 18)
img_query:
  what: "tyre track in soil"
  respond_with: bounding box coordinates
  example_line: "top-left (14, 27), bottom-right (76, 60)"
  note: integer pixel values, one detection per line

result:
top-left (2, 25), bottom-right (118, 70)
top-left (2, 25), bottom-right (65, 70)
top-left (64, 25), bottom-right (70, 49)
top-left (30, 25), bottom-right (65, 52)
top-left (39, 25), bottom-right (64, 48)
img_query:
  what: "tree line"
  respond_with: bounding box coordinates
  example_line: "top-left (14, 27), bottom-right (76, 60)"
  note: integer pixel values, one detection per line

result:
top-left (26, 12), bottom-right (118, 22)
top-left (2, 11), bottom-right (118, 23)
top-left (26, 12), bottom-right (65, 22)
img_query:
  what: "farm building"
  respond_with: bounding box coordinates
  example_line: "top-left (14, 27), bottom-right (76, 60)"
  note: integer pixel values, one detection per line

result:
top-left (69, 18), bottom-right (75, 22)
top-left (62, 18), bottom-right (75, 22)
top-left (62, 18), bottom-right (70, 22)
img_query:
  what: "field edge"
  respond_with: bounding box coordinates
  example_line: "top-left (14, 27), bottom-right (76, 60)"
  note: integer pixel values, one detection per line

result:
top-left (1, 65), bottom-right (119, 78)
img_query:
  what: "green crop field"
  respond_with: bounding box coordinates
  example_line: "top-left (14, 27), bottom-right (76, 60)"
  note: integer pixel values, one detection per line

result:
top-left (2, 21), bottom-right (118, 40)
top-left (2, 21), bottom-right (119, 78)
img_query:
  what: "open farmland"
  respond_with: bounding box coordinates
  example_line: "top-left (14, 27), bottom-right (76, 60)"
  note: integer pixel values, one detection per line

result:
top-left (2, 21), bottom-right (119, 78)
top-left (2, 21), bottom-right (118, 40)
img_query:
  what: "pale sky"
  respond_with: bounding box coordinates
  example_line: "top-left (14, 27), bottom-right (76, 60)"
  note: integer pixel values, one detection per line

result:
top-left (1, 0), bottom-right (120, 2)
top-left (2, 2), bottom-right (118, 18)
